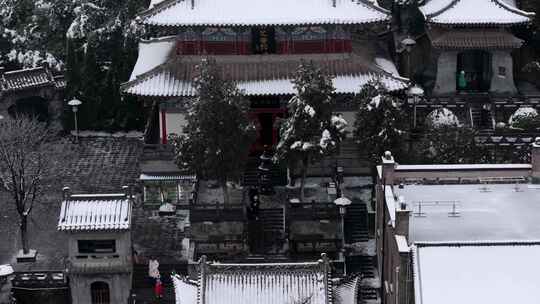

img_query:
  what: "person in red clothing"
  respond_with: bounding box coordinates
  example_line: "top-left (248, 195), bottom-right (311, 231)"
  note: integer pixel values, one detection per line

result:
top-left (154, 277), bottom-right (164, 300)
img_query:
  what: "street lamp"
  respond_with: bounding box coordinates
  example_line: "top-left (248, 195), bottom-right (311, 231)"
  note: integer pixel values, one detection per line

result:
top-left (68, 98), bottom-right (82, 143)
top-left (407, 85), bottom-right (424, 129)
top-left (334, 196), bottom-right (352, 275)
top-left (401, 36), bottom-right (416, 79)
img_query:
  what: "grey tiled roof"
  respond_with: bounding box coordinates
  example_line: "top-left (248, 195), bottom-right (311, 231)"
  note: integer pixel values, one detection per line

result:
top-left (1, 67), bottom-right (62, 93)
top-left (0, 137), bottom-right (144, 271)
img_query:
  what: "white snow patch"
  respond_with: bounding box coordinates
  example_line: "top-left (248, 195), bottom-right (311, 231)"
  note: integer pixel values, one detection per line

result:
top-left (426, 108), bottom-right (460, 128)
top-left (304, 105), bottom-right (316, 117)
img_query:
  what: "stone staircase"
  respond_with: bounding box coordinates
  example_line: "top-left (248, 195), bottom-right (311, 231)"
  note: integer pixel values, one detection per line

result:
top-left (470, 104), bottom-right (493, 130)
top-left (242, 157), bottom-right (287, 187)
top-left (131, 263), bottom-right (187, 304)
top-left (344, 200), bottom-right (369, 243)
top-left (249, 208), bottom-right (284, 254)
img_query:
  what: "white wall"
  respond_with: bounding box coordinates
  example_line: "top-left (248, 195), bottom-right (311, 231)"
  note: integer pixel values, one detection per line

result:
top-left (160, 110), bottom-right (187, 142)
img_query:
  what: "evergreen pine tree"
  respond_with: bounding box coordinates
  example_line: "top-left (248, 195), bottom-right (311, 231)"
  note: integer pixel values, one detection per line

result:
top-left (353, 79), bottom-right (406, 165)
top-left (274, 61), bottom-right (346, 202)
top-left (170, 59), bottom-right (256, 204)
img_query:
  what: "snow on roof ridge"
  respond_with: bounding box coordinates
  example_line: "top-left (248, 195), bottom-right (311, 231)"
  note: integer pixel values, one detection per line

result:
top-left (69, 193), bottom-right (127, 200)
top-left (210, 261), bottom-right (321, 267)
top-left (140, 35), bottom-right (178, 44)
top-left (422, 0), bottom-right (534, 25)
top-left (493, 0), bottom-right (536, 17)
top-left (411, 246), bottom-right (423, 304)
top-left (140, 0), bottom-right (390, 27)
top-left (396, 163), bottom-right (531, 171)
top-left (4, 66), bottom-right (47, 75)
top-left (415, 240), bottom-right (540, 247)
top-left (358, 0), bottom-right (391, 14)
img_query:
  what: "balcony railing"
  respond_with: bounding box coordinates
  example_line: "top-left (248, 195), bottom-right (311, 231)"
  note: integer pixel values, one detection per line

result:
top-left (11, 271), bottom-right (68, 289)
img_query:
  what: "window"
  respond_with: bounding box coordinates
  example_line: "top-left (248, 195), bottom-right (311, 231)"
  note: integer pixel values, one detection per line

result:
top-left (498, 66), bottom-right (506, 77)
top-left (78, 240), bottom-right (116, 254)
top-left (91, 281), bottom-right (110, 304)
top-left (144, 183), bottom-right (179, 204)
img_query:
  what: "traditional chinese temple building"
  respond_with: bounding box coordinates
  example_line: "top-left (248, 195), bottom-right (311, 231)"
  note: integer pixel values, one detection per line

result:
top-left (121, 0), bottom-right (408, 147)
top-left (403, 0), bottom-right (536, 132)
top-left (173, 254), bottom-right (361, 304)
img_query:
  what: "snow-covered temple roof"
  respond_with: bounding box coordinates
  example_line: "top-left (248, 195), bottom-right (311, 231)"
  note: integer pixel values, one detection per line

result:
top-left (173, 254), bottom-right (359, 304)
top-left (141, 0), bottom-right (390, 27)
top-left (413, 242), bottom-right (540, 304)
top-left (419, 0), bottom-right (534, 26)
top-left (58, 194), bottom-right (132, 231)
top-left (122, 52), bottom-right (408, 96)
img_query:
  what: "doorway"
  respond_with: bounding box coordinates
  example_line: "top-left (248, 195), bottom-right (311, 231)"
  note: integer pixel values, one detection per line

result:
top-left (90, 281), bottom-right (110, 304)
top-left (456, 50), bottom-right (491, 92)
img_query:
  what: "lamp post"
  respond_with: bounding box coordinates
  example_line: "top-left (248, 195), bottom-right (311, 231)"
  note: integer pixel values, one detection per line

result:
top-left (401, 36), bottom-right (416, 79)
top-left (407, 85), bottom-right (424, 129)
top-left (334, 196), bottom-right (351, 275)
top-left (68, 99), bottom-right (82, 143)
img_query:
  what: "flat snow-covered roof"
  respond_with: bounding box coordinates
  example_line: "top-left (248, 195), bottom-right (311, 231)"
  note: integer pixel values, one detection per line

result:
top-left (396, 183), bottom-right (540, 242)
top-left (141, 0), bottom-right (390, 27)
top-left (415, 243), bottom-right (540, 304)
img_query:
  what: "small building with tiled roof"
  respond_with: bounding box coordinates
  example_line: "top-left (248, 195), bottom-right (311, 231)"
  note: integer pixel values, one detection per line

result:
top-left (58, 190), bottom-right (133, 304)
top-left (0, 66), bottom-right (65, 128)
top-left (173, 254), bottom-right (361, 304)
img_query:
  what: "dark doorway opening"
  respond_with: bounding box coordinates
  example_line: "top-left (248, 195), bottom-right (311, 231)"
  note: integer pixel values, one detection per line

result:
top-left (8, 96), bottom-right (49, 122)
top-left (457, 50), bottom-right (491, 92)
top-left (90, 281), bottom-right (110, 304)
top-left (252, 27), bottom-right (276, 54)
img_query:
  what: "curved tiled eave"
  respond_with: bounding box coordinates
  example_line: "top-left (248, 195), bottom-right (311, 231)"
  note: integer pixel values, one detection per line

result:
top-left (122, 73), bottom-right (407, 97)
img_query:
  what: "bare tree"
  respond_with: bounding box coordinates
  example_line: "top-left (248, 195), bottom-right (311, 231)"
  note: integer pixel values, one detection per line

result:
top-left (0, 116), bottom-right (63, 255)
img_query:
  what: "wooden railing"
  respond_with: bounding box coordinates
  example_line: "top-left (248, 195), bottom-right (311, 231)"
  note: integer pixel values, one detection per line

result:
top-left (290, 236), bottom-right (342, 253)
top-left (190, 203), bottom-right (246, 222)
top-left (193, 237), bottom-right (247, 259)
top-left (288, 202), bottom-right (339, 220)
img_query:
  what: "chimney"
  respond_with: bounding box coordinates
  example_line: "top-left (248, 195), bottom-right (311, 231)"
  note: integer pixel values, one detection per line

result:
top-left (62, 187), bottom-right (71, 200)
top-left (381, 151), bottom-right (396, 185)
top-left (191, 0), bottom-right (195, 9)
top-left (532, 137), bottom-right (540, 180)
top-left (395, 196), bottom-right (410, 238)
top-left (332, 0), bottom-right (336, 7)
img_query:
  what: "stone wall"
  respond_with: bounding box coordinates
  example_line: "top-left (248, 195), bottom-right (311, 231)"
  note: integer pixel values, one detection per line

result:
top-left (69, 273), bottom-right (131, 304)
top-left (433, 51), bottom-right (458, 95)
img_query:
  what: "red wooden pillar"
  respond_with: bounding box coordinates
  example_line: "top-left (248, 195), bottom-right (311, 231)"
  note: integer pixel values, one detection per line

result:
top-left (161, 109), bottom-right (167, 145)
